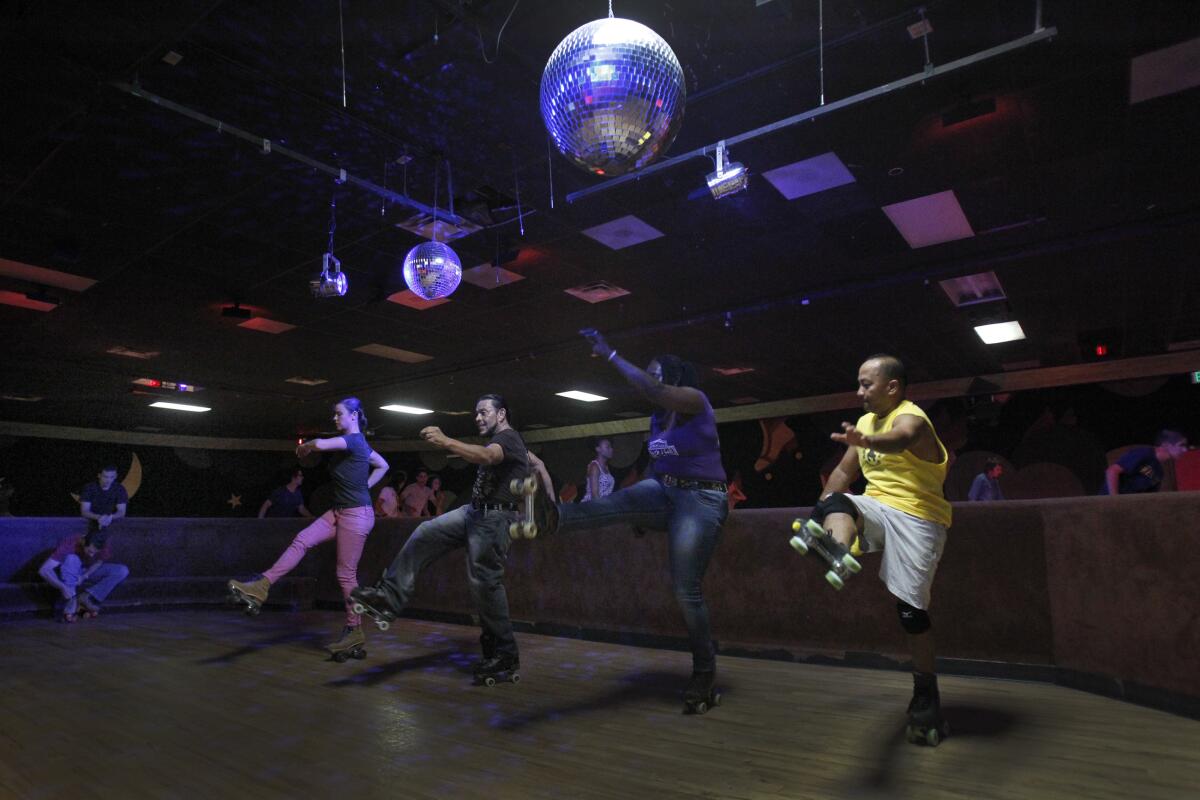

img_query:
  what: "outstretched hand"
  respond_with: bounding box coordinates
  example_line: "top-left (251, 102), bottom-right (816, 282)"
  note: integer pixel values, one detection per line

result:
top-left (831, 422), bottom-right (870, 449)
top-left (420, 426), bottom-right (450, 449)
top-left (579, 328), bottom-right (614, 360)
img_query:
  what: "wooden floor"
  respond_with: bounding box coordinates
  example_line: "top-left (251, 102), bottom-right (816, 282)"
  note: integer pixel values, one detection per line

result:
top-left (1, 610), bottom-right (1196, 800)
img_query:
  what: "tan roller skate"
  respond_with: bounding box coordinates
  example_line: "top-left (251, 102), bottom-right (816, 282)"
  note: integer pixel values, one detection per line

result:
top-left (77, 591), bottom-right (101, 619)
top-left (326, 625), bottom-right (367, 663)
top-left (227, 576), bottom-right (270, 616)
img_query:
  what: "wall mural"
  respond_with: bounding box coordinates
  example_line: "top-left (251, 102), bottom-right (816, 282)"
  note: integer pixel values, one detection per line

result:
top-left (0, 376), bottom-right (1194, 517)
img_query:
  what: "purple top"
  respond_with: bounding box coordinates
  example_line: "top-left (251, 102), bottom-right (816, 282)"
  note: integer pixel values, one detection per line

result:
top-left (647, 400), bottom-right (726, 483)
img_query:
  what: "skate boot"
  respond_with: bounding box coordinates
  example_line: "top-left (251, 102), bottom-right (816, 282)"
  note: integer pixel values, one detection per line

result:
top-left (789, 518), bottom-right (862, 590)
top-left (350, 584), bottom-right (398, 631)
top-left (77, 591), bottom-right (100, 619)
top-left (480, 632), bottom-right (498, 661)
top-left (682, 669), bottom-right (721, 715)
top-left (473, 653), bottom-right (521, 687)
top-left (227, 576), bottom-right (270, 616)
top-left (905, 672), bottom-right (949, 746)
top-left (61, 595), bottom-right (78, 623)
top-left (326, 625), bottom-right (367, 663)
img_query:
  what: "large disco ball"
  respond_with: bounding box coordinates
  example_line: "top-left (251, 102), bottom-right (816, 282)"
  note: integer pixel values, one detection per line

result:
top-left (402, 241), bottom-right (462, 300)
top-left (540, 17), bottom-right (686, 177)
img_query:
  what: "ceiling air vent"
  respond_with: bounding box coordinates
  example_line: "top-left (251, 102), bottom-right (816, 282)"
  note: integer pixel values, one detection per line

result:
top-left (939, 271), bottom-right (1006, 307)
top-left (564, 281), bottom-right (631, 304)
top-left (394, 213), bottom-right (481, 242)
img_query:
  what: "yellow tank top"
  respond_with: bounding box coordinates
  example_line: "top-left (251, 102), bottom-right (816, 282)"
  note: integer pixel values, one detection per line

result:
top-left (857, 399), bottom-right (952, 527)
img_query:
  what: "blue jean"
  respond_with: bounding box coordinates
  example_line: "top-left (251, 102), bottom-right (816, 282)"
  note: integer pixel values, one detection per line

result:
top-left (557, 479), bottom-right (728, 671)
top-left (377, 505), bottom-right (519, 658)
top-left (60, 556), bottom-right (129, 602)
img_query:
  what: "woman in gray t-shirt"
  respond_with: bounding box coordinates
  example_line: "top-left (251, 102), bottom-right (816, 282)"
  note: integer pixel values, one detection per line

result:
top-left (228, 397), bottom-right (389, 660)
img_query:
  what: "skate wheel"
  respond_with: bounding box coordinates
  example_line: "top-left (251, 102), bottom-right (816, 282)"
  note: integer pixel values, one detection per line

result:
top-left (484, 676), bottom-right (497, 688)
top-left (925, 728), bottom-right (941, 747)
top-left (510, 673), bottom-right (521, 684)
top-left (508, 524), bottom-right (520, 540)
top-left (791, 519), bottom-right (802, 533)
top-left (788, 535), bottom-right (809, 556)
top-left (824, 571), bottom-right (845, 590)
top-left (521, 521), bottom-right (537, 539)
top-left (692, 701), bottom-right (709, 715)
top-left (376, 619), bottom-right (390, 632)
top-left (246, 605), bottom-right (261, 616)
top-left (841, 553), bottom-right (862, 574)
top-left (333, 651), bottom-right (349, 663)
top-left (352, 602), bottom-right (366, 614)
top-left (711, 692), bottom-right (722, 707)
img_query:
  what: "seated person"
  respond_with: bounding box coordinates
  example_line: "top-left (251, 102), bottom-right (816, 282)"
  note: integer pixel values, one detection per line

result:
top-left (38, 529), bottom-right (129, 621)
top-left (374, 471), bottom-right (407, 518)
top-left (258, 468), bottom-right (313, 518)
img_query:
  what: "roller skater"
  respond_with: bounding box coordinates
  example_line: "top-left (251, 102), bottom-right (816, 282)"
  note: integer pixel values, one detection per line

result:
top-left (351, 393), bottom-right (529, 681)
top-left (37, 528), bottom-right (128, 625)
top-left (525, 328), bottom-right (730, 715)
top-left (225, 397), bottom-right (388, 653)
top-left (804, 354), bottom-right (953, 746)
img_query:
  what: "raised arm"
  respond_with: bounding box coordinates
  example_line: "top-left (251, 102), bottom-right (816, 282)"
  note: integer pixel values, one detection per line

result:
top-left (420, 427), bottom-right (505, 466)
top-left (580, 329), bottom-right (708, 416)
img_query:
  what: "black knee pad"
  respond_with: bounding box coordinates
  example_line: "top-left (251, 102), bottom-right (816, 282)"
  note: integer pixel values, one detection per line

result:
top-left (810, 492), bottom-right (860, 526)
top-left (897, 601), bottom-right (931, 635)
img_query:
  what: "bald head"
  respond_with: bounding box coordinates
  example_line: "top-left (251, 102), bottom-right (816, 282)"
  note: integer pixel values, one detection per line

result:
top-left (857, 354), bottom-right (907, 415)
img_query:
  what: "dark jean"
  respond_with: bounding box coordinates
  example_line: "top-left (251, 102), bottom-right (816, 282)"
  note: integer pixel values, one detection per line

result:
top-left (557, 478), bottom-right (728, 671)
top-left (377, 505), bottom-right (519, 658)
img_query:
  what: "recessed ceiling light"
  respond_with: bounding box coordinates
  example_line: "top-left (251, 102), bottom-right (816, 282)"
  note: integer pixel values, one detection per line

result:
top-left (285, 376), bottom-right (328, 386)
top-left (556, 390), bottom-right (607, 402)
top-left (974, 321), bottom-right (1026, 344)
top-left (150, 401), bottom-right (211, 413)
top-left (380, 404), bottom-right (435, 415)
top-left (107, 346), bottom-right (160, 360)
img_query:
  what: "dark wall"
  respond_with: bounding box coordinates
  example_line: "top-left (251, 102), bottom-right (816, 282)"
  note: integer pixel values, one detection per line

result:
top-left (0, 375), bottom-right (1195, 516)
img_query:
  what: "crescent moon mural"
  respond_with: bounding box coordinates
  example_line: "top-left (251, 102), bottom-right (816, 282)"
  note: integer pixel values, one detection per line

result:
top-left (70, 452), bottom-right (142, 503)
top-left (122, 452), bottom-right (142, 499)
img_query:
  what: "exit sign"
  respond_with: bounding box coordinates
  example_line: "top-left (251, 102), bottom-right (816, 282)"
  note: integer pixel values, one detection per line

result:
top-left (1192, 370), bottom-right (1200, 384)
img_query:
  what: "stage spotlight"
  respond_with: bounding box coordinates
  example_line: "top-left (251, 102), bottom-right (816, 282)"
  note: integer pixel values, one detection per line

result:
top-left (706, 140), bottom-right (748, 200)
top-left (310, 252), bottom-right (348, 298)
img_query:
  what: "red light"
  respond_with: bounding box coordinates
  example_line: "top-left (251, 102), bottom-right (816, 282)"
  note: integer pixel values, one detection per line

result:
top-left (655, 98), bottom-right (663, 108)
top-left (1095, 344), bottom-right (1108, 357)
top-left (148, 379), bottom-right (162, 387)
top-left (595, 169), bottom-right (605, 175)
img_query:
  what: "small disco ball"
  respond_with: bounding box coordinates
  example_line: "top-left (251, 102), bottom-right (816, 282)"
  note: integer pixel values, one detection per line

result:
top-left (402, 241), bottom-right (462, 300)
top-left (540, 17), bottom-right (686, 178)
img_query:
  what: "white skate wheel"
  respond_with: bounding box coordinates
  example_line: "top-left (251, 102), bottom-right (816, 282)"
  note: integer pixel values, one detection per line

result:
top-left (824, 571), bottom-right (845, 590)
top-left (377, 619), bottom-right (390, 631)
top-left (842, 553), bottom-right (862, 574)
top-left (788, 535), bottom-right (809, 556)
top-left (352, 603), bottom-right (366, 614)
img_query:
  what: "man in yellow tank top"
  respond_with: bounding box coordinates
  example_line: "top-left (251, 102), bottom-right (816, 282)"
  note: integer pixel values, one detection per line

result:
top-left (807, 354), bottom-right (951, 745)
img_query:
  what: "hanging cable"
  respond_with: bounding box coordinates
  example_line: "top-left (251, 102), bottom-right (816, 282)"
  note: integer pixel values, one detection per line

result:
top-left (608, 0), bottom-right (614, 19)
top-left (432, 159), bottom-right (440, 242)
top-left (818, 0), bottom-right (825, 106)
top-left (338, 0), bottom-right (347, 107)
top-left (513, 155), bottom-right (525, 237)
top-left (327, 191), bottom-right (338, 253)
top-left (547, 139), bottom-right (555, 210)
top-left (477, 0), bottom-right (521, 64)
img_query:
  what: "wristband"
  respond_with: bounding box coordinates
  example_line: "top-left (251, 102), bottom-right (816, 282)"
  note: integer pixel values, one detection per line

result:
top-left (607, 349), bottom-right (618, 362)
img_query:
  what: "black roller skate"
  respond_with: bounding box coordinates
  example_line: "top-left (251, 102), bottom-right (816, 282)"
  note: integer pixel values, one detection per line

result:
top-left (682, 669), bottom-right (721, 715)
top-left (789, 518), bottom-right (862, 590)
top-left (906, 672), bottom-right (949, 746)
top-left (480, 632), bottom-right (497, 661)
top-left (326, 625), bottom-right (367, 663)
top-left (473, 653), bottom-right (521, 687)
top-left (350, 585), bottom-right (398, 632)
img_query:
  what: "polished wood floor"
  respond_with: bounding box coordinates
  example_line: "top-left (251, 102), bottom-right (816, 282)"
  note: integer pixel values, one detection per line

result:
top-left (1, 610), bottom-right (1196, 800)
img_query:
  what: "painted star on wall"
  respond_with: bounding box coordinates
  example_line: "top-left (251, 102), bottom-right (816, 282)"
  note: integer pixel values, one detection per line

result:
top-left (226, 494), bottom-right (242, 509)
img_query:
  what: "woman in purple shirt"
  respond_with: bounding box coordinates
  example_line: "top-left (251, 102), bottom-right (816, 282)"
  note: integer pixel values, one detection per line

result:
top-left (531, 328), bottom-right (729, 714)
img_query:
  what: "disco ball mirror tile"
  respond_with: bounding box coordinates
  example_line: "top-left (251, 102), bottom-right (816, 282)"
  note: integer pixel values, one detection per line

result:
top-left (403, 241), bottom-right (462, 300)
top-left (540, 17), bottom-right (686, 177)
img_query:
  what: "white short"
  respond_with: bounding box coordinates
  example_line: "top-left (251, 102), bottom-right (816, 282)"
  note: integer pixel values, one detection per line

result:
top-left (847, 494), bottom-right (947, 610)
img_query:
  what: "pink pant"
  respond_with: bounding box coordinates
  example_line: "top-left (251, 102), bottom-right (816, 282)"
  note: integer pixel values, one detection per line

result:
top-left (263, 506), bottom-right (374, 627)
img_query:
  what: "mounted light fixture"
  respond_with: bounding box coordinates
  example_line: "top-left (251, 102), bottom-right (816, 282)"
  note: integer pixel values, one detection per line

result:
top-left (706, 140), bottom-right (748, 200)
top-left (311, 252), bottom-right (348, 298)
